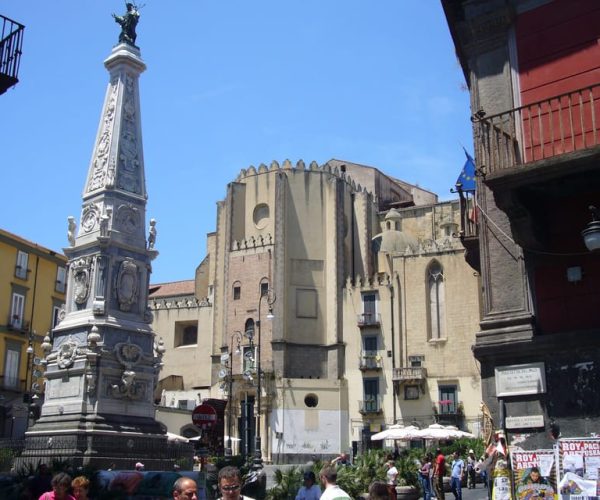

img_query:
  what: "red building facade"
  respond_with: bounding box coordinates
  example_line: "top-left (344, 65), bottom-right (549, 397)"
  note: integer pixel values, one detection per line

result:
top-left (444, 0), bottom-right (600, 448)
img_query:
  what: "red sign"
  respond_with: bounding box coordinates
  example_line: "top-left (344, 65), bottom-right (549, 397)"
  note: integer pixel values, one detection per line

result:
top-left (192, 404), bottom-right (217, 430)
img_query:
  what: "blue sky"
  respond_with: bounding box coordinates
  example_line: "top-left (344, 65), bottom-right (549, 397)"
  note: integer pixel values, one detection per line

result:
top-left (1, 1), bottom-right (471, 284)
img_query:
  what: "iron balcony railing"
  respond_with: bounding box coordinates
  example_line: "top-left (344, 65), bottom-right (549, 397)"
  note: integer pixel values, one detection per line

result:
top-left (474, 83), bottom-right (600, 174)
top-left (392, 367), bottom-right (428, 382)
top-left (357, 312), bottom-right (381, 327)
top-left (359, 352), bottom-right (383, 371)
top-left (359, 396), bottom-right (383, 414)
top-left (0, 15), bottom-right (24, 94)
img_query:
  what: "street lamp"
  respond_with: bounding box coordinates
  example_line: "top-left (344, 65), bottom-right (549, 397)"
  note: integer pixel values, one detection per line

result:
top-left (252, 288), bottom-right (276, 471)
top-left (582, 205), bottom-right (600, 251)
top-left (224, 331), bottom-right (243, 458)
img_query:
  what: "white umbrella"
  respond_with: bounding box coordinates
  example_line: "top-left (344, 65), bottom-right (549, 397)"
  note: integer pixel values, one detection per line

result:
top-left (371, 425), bottom-right (421, 441)
top-left (444, 425), bottom-right (476, 439)
top-left (414, 424), bottom-right (475, 440)
top-left (166, 432), bottom-right (189, 443)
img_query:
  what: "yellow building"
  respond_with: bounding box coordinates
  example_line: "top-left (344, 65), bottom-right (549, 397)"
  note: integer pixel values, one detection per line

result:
top-left (0, 229), bottom-right (66, 437)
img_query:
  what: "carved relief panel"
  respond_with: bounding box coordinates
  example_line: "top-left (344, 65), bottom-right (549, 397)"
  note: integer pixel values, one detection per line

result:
top-left (115, 258), bottom-right (139, 312)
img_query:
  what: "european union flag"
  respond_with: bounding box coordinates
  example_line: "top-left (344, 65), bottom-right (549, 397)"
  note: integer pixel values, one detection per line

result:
top-left (455, 150), bottom-right (476, 191)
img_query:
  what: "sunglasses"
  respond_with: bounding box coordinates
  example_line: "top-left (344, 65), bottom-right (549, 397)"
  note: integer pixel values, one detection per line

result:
top-left (221, 485), bottom-right (241, 492)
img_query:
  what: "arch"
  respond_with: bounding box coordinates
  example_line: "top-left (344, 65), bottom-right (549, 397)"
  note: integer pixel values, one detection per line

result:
top-left (259, 277), bottom-right (269, 297)
top-left (232, 280), bottom-right (241, 300)
top-left (426, 260), bottom-right (446, 340)
top-left (244, 318), bottom-right (255, 337)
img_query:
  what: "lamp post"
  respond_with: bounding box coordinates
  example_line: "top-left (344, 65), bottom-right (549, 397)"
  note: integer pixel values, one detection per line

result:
top-left (252, 288), bottom-right (275, 471)
top-left (24, 333), bottom-right (34, 431)
top-left (225, 331), bottom-right (243, 458)
top-left (582, 205), bottom-right (600, 251)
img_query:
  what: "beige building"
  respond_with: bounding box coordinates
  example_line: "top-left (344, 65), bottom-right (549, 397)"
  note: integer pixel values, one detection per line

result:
top-left (151, 159), bottom-right (482, 462)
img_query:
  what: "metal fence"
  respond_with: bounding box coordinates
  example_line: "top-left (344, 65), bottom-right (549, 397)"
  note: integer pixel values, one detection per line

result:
top-left (0, 15), bottom-right (24, 90)
top-left (475, 83), bottom-right (600, 174)
top-left (0, 436), bottom-right (195, 472)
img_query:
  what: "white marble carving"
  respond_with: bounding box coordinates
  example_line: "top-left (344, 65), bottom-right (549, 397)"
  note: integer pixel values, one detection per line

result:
top-left (88, 79), bottom-right (118, 192)
top-left (72, 258), bottom-right (91, 305)
top-left (116, 258), bottom-right (139, 311)
top-left (147, 218), bottom-right (156, 249)
top-left (67, 216), bottom-right (77, 246)
top-left (116, 204), bottom-right (139, 234)
top-left (57, 339), bottom-right (78, 369)
top-left (81, 203), bottom-right (100, 233)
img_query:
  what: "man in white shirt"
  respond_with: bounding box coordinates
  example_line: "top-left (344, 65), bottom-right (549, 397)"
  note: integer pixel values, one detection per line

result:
top-left (296, 471), bottom-right (321, 500)
top-left (319, 466), bottom-right (351, 500)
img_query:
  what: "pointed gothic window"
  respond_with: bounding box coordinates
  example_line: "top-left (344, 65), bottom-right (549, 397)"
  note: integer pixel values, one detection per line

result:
top-left (427, 260), bottom-right (446, 340)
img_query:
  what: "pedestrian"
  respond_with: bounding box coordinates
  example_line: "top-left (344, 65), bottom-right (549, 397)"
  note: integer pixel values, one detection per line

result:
top-left (173, 477), bottom-right (198, 499)
top-left (466, 450), bottom-right (477, 489)
top-left (433, 448), bottom-right (446, 500)
top-left (38, 472), bottom-right (75, 500)
top-left (384, 455), bottom-right (398, 500)
top-left (31, 463), bottom-right (53, 499)
top-left (319, 466), bottom-right (351, 500)
top-left (295, 471), bottom-right (321, 500)
top-left (475, 456), bottom-right (487, 488)
top-left (450, 451), bottom-right (465, 500)
top-left (331, 452), bottom-right (352, 466)
top-left (368, 481), bottom-right (389, 500)
top-left (217, 466), bottom-right (254, 500)
top-left (419, 455), bottom-right (432, 500)
top-left (71, 476), bottom-right (90, 500)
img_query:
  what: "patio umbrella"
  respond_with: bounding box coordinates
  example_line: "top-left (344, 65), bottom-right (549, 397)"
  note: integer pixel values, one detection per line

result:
top-left (371, 425), bottom-right (421, 441)
top-left (166, 432), bottom-right (189, 443)
top-left (444, 425), bottom-right (476, 439)
top-left (414, 424), bottom-right (475, 440)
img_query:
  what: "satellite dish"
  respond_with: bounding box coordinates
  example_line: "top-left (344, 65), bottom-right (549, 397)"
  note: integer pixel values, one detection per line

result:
top-left (218, 369), bottom-right (228, 379)
top-left (244, 351), bottom-right (254, 361)
top-left (31, 383), bottom-right (40, 392)
top-left (33, 357), bottom-right (42, 366)
top-left (220, 353), bottom-right (230, 363)
top-left (33, 369), bottom-right (43, 378)
top-left (243, 370), bottom-right (253, 382)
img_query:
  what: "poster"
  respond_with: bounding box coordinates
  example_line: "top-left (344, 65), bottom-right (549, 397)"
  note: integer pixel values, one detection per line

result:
top-left (511, 450), bottom-right (557, 500)
top-left (558, 438), bottom-right (600, 500)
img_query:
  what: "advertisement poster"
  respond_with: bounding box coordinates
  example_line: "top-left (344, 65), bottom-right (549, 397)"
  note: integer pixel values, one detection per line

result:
top-left (511, 450), bottom-right (557, 500)
top-left (558, 438), bottom-right (600, 500)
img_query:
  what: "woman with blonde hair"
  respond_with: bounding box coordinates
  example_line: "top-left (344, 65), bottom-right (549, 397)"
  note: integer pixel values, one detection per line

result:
top-left (71, 476), bottom-right (90, 500)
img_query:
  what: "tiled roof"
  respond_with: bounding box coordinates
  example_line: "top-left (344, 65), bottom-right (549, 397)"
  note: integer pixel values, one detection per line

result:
top-left (149, 280), bottom-right (195, 298)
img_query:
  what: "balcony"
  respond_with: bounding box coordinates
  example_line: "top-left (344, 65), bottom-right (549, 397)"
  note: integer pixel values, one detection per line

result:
top-left (357, 313), bottom-right (381, 328)
top-left (6, 316), bottom-right (28, 332)
top-left (474, 83), bottom-right (600, 176)
top-left (456, 190), bottom-right (480, 272)
top-left (0, 15), bottom-right (24, 95)
top-left (359, 352), bottom-right (383, 371)
top-left (433, 401), bottom-right (464, 426)
top-left (392, 367), bottom-right (427, 383)
top-left (359, 396), bottom-right (383, 415)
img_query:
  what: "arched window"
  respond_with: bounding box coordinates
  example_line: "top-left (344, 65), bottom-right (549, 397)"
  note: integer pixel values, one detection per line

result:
top-left (244, 318), bottom-right (255, 337)
top-left (233, 281), bottom-right (241, 300)
top-left (259, 278), bottom-right (269, 297)
top-left (427, 260), bottom-right (446, 340)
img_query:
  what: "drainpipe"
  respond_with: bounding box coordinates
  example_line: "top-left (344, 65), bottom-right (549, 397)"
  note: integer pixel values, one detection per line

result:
top-left (389, 281), bottom-right (396, 423)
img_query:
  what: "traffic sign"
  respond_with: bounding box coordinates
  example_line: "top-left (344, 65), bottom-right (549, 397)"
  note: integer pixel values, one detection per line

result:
top-left (192, 403), bottom-right (217, 430)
